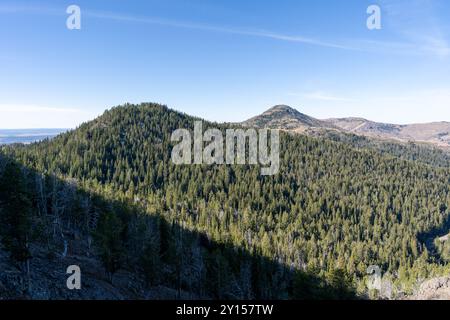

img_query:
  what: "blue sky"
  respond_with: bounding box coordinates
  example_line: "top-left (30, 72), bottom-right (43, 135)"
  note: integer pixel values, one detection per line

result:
top-left (1, 0), bottom-right (450, 128)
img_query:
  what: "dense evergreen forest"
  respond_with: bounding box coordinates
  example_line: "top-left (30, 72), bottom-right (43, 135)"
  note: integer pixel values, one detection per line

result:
top-left (320, 130), bottom-right (450, 168)
top-left (1, 103), bottom-right (450, 299)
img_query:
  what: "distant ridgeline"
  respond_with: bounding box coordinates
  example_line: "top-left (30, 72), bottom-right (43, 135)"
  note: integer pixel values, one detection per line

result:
top-left (1, 103), bottom-right (450, 299)
top-left (0, 129), bottom-right (67, 145)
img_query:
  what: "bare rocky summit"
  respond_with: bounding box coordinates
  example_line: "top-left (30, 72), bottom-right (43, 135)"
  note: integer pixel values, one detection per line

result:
top-left (409, 277), bottom-right (450, 300)
top-left (242, 105), bottom-right (334, 132)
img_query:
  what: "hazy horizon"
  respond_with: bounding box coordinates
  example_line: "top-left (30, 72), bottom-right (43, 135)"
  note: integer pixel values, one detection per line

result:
top-left (2, 102), bottom-right (450, 130)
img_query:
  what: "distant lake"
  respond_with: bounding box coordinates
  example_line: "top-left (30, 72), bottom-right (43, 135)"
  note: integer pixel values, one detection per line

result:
top-left (0, 129), bottom-right (68, 145)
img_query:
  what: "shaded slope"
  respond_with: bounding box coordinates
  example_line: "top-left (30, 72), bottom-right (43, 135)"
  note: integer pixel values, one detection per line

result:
top-left (3, 102), bottom-right (450, 297)
top-left (0, 153), bottom-right (352, 300)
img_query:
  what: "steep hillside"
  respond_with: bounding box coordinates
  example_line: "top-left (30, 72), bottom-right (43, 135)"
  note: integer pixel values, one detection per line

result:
top-left (2, 103), bottom-right (450, 299)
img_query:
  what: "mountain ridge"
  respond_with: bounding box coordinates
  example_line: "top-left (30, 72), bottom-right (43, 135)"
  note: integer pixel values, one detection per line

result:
top-left (242, 105), bottom-right (450, 149)
top-left (2, 103), bottom-right (450, 300)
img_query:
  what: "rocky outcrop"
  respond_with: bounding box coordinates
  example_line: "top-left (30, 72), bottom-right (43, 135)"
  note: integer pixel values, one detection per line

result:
top-left (411, 277), bottom-right (450, 300)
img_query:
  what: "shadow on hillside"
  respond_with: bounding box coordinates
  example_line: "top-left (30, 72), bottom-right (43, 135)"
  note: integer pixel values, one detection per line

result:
top-left (0, 153), bottom-right (355, 300)
top-left (418, 212), bottom-right (450, 262)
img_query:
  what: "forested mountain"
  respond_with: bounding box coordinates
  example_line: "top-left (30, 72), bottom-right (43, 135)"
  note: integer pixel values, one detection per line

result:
top-left (1, 103), bottom-right (450, 299)
top-left (314, 130), bottom-right (450, 169)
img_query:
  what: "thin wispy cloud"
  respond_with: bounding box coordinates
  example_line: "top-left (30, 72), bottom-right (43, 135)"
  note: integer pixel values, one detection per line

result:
top-left (81, 9), bottom-right (450, 55)
top-left (0, 3), bottom-right (351, 50)
top-left (85, 4), bottom-right (450, 57)
top-left (3, 1), bottom-right (450, 57)
top-left (0, 5), bottom-right (410, 51)
top-left (85, 10), bottom-right (355, 50)
top-left (379, 0), bottom-right (450, 57)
